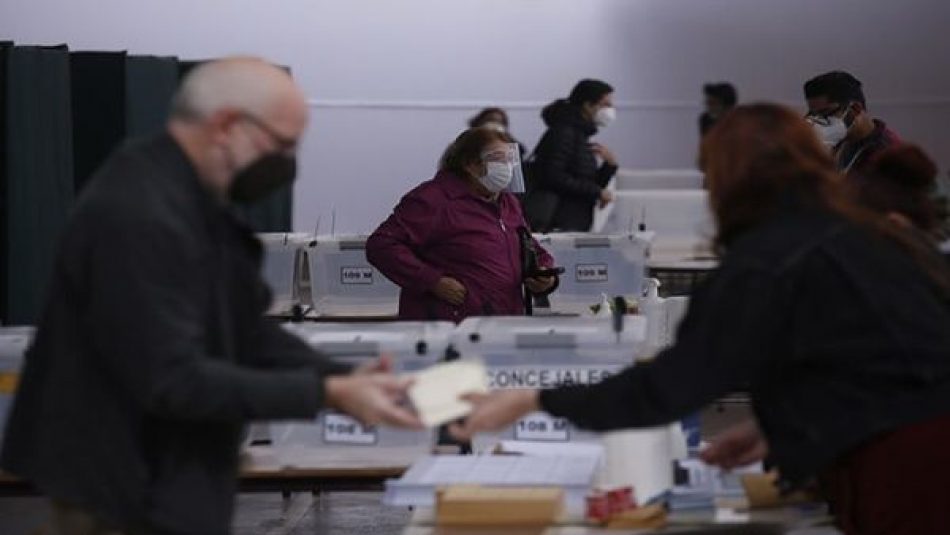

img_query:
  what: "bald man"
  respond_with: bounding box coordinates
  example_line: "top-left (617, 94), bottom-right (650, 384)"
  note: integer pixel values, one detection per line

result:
top-left (0, 58), bottom-right (421, 535)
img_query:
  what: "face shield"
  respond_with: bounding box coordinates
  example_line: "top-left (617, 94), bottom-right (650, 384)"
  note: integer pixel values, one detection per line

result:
top-left (481, 142), bottom-right (525, 194)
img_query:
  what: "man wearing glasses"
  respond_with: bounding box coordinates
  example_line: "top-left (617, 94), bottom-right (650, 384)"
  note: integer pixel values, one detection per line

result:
top-left (804, 70), bottom-right (901, 176)
top-left (1, 57), bottom-right (422, 535)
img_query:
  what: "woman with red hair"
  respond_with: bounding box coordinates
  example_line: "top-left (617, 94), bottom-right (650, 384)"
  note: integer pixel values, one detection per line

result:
top-left (453, 104), bottom-right (950, 534)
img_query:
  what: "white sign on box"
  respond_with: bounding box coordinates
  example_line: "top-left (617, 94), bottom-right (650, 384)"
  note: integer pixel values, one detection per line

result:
top-left (408, 360), bottom-right (489, 428)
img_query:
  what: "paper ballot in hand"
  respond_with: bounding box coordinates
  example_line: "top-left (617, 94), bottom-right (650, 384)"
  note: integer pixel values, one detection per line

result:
top-left (408, 360), bottom-right (489, 428)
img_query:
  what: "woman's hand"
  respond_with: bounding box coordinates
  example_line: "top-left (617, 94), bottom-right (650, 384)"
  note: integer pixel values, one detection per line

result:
top-left (590, 142), bottom-right (618, 166)
top-left (598, 189), bottom-right (614, 208)
top-left (700, 418), bottom-right (769, 469)
top-left (526, 276), bottom-right (556, 294)
top-left (433, 277), bottom-right (467, 306)
top-left (448, 389), bottom-right (541, 441)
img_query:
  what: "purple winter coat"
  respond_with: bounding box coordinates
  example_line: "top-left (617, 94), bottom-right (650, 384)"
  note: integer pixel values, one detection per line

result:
top-left (367, 171), bottom-right (554, 322)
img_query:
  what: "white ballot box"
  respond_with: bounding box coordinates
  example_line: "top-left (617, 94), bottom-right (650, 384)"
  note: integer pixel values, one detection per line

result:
top-left (0, 327), bottom-right (32, 444)
top-left (258, 233), bottom-right (314, 314)
top-left (452, 316), bottom-right (646, 452)
top-left (614, 168), bottom-right (704, 191)
top-left (594, 190), bottom-right (714, 261)
top-left (267, 322), bottom-right (454, 467)
top-left (307, 234), bottom-right (400, 317)
top-left (536, 232), bottom-right (652, 313)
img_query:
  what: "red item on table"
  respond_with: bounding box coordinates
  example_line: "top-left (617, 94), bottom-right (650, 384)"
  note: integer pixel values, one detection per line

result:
top-left (606, 486), bottom-right (635, 514)
top-left (586, 492), bottom-right (610, 522)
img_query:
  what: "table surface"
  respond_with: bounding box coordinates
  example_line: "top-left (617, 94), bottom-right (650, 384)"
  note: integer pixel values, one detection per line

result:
top-left (0, 446), bottom-right (411, 495)
top-left (402, 503), bottom-right (838, 535)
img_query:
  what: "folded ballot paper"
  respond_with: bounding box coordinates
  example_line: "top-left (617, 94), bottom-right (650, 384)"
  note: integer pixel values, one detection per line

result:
top-left (407, 359), bottom-right (490, 428)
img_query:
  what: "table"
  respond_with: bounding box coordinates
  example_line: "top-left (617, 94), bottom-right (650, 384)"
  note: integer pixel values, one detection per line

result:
top-left (402, 502), bottom-right (838, 534)
top-left (0, 446), bottom-right (411, 497)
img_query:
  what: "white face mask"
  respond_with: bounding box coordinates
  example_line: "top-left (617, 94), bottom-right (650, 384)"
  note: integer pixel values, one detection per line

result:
top-left (594, 106), bottom-right (617, 128)
top-left (810, 117), bottom-right (848, 149)
top-left (478, 161), bottom-right (513, 193)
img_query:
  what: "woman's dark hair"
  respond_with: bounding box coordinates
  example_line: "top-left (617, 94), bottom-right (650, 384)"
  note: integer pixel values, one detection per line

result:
top-left (703, 82), bottom-right (738, 107)
top-left (468, 107), bottom-right (509, 128)
top-left (439, 128), bottom-right (511, 179)
top-left (700, 103), bottom-right (950, 294)
top-left (568, 79), bottom-right (613, 107)
top-left (853, 145), bottom-right (940, 232)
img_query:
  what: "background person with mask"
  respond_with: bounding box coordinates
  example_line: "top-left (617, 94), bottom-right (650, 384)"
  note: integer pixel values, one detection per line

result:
top-left (804, 70), bottom-right (900, 176)
top-left (468, 107), bottom-right (526, 159)
top-left (523, 79), bottom-right (619, 232)
top-left (0, 57), bottom-right (423, 535)
top-left (367, 128), bottom-right (557, 322)
top-left (452, 104), bottom-right (950, 535)
top-left (699, 82), bottom-right (738, 136)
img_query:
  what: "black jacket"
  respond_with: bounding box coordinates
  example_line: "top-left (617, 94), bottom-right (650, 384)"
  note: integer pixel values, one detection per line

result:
top-left (541, 201), bottom-right (950, 488)
top-left (529, 100), bottom-right (617, 232)
top-left (0, 133), bottom-right (350, 535)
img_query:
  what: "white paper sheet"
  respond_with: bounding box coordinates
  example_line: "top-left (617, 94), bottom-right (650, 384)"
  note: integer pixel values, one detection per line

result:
top-left (407, 360), bottom-right (489, 427)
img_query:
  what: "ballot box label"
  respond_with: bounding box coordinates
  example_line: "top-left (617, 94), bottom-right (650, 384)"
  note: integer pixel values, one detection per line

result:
top-left (488, 366), bottom-right (619, 389)
top-left (515, 412), bottom-right (570, 441)
top-left (323, 412), bottom-right (378, 445)
top-left (340, 266), bottom-right (374, 285)
top-left (575, 263), bottom-right (609, 283)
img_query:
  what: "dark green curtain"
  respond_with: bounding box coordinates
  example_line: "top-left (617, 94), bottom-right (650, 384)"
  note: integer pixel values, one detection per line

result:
top-left (3, 46), bottom-right (75, 325)
top-left (0, 42), bottom-right (12, 324)
top-left (70, 51), bottom-right (127, 192)
top-left (125, 55), bottom-right (178, 138)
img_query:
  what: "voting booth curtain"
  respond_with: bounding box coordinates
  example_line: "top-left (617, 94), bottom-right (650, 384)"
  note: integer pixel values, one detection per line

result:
top-left (1, 48), bottom-right (294, 325)
top-left (2, 45), bottom-right (75, 325)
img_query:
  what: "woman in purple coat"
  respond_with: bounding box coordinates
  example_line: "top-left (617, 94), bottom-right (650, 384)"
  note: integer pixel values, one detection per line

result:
top-left (367, 128), bottom-right (558, 322)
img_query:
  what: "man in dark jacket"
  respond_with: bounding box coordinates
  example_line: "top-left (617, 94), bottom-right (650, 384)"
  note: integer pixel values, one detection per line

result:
top-left (525, 79), bottom-right (619, 232)
top-left (804, 71), bottom-right (900, 176)
top-left (0, 57), bottom-right (421, 535)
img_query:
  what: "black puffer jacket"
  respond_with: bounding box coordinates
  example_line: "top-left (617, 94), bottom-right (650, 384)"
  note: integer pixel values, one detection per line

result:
top-left (529, 100), bottom-right (617, 232)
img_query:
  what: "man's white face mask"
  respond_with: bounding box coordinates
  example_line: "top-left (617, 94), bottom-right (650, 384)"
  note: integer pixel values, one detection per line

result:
top-left (807, 104), bottom-right (854, 149)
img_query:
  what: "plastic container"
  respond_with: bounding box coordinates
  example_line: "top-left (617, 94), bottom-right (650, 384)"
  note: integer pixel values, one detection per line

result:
top-left (0, 327), bottom-right (33, 444)
top-left (594, 190), bottom-right (714, 261)
top-left (257, 233), bottom-right (314, 313)
top-left (535, 232), bottom-right (652, 314)
top-left (307, 234), bottom-right (401, 316)
top-left (614, 168), bottom-right (704, 191)
top-left (267, 321), bottom-right (454, 467)
top-left (451, 316), bottom-right (646, 452)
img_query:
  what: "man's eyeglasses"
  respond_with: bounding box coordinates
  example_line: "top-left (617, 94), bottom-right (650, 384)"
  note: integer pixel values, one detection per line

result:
top-left (240, 113), bottom-right (297, 152)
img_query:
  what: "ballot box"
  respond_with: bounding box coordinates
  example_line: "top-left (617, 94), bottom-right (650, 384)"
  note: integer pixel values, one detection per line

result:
top-left (0, 327), bottom-right (33, 443)
top-left (535, 232), bottom-right (652, 313)
top-left (614, 168), bottom-right (704, 191)
top-left (267, 321), bottom-right (454, 466)
top-left (452, 316), bottom-right (646, 452)
top-left (258, 233), bottom-right (314, 314)
top-left (307, 234), bottom-right (401, 317)
top-left (594, 190), bottom-right (714, 261)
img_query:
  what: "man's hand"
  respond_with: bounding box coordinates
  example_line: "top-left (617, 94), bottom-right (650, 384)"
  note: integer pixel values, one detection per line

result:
top-left (432, 277), bottom-right (467, 306)
top-left (324, 373), bottom-right (423, 429)
top-left (598, 189), bottom-right (614, 209)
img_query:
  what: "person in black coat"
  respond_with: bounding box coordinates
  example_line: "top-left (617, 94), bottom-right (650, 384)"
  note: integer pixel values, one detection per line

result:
top-left (0, 58), bottom-right (422, 535)
top-left (699, 82), bottom-right (737, 136)
top-left (452, 104), bottom-right (950, 535)
top-left (524, 79), bottom-right (619, 232)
